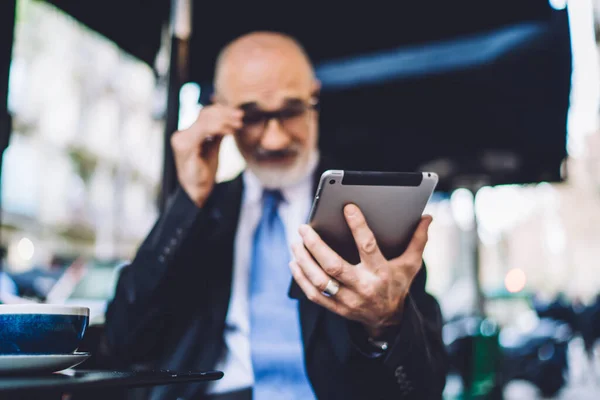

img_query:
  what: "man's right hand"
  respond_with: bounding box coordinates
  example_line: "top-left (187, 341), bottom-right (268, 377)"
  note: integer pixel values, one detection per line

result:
top-left (170, 104), bottom-right (244, 208)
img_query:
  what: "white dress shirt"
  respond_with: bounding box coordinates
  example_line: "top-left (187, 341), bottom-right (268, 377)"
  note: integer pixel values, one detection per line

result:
top-left (206, 159), bottom-right (317, 395)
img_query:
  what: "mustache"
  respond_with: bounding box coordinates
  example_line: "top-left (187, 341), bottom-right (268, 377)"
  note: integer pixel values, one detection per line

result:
top-left (253, 146), bottom-right (300, 161)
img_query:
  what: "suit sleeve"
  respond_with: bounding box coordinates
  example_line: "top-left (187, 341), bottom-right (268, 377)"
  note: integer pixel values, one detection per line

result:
top-left (104, 187), bottom-right (207, 364)
top-left (347, 265), bottom-right (448, 399)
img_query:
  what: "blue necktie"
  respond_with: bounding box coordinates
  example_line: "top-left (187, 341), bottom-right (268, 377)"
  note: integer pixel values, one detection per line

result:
top-left (249, 190), bottom-right (315, 399)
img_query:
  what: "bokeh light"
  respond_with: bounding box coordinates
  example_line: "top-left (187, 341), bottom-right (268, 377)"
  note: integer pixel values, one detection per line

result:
top-left (505, 268), bottom-right (527, 293)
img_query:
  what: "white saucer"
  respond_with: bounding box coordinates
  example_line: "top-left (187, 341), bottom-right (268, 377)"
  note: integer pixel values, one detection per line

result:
top-left (0, 352), bottom-right (91, 374)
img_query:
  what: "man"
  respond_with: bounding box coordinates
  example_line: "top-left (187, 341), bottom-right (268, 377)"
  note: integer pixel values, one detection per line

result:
top-left (105, 31), bottom-right (448, 399)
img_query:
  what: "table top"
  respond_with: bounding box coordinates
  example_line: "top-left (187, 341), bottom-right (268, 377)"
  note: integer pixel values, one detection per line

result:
top-left (0, 369), bottom-right (223, 394)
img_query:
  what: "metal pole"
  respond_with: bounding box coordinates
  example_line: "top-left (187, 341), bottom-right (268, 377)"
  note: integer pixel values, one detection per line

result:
top-left (471, 187), bottom-right (485, 316)
top-left (0, 0), bottom-right (17, 294)
top-left (159, 0), bottom-right (191, 211)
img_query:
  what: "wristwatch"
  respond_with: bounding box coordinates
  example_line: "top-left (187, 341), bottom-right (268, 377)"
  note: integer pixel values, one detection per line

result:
top-left (367, 336), bottom-right (389, 352)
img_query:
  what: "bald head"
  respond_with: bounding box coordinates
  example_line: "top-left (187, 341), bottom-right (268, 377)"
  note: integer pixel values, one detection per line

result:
top-left (213, 31), bottom-right (316, 102)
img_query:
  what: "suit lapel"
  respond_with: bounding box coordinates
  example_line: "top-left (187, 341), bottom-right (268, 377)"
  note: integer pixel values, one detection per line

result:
top-left (205, 174), bottom-right (244, 244)
top-left (201, 172), bottom-right (244, 334)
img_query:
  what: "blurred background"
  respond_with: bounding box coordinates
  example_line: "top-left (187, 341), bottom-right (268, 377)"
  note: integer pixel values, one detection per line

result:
top-left (1, 0), bottom-right (600, 398)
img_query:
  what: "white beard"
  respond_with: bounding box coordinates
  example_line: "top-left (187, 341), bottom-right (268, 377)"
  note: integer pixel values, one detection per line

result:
top-left (246, 148), bottom-right (319, 190)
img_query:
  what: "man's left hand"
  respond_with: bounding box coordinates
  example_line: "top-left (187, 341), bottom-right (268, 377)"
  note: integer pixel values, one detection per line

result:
top-left (290, 204), bottom-right (433, 338)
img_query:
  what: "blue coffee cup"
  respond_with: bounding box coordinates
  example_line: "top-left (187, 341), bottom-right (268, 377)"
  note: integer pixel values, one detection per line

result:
top-left (0, 305), bottom-right (89, 355)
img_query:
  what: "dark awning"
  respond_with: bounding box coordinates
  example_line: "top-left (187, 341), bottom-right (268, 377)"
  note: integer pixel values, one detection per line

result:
top-left (40, 0), bottom-right (571, 190)
top-left (44, 0), bottom-right (554, 82)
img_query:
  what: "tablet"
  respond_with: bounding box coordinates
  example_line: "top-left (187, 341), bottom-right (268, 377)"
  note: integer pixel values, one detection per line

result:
top-left (307, 170), bottom-right (438, 265)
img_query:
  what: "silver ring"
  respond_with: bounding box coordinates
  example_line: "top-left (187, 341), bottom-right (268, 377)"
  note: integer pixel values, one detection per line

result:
top-left (323, 279), bottom-right (340, 296)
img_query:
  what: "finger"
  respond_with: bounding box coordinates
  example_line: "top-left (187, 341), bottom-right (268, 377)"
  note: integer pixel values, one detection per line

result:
top-left (289, 260), bottom-right (349, 317)
top-left (207, 110), bottom-right (240, 136)
top-left (210, 104), bottom-right (243, 125)
top-left (186, 107), bottom-right (241, 144)
top-left (227, 118), bottom-right (244, 131)
top-left (292, 242), bottom-right (351, 293)
top-left (201, 123), bottom-right (236, 149)
top-left (216, 122), bottom-right (238, 136)
top-left (343, 204), bottom-right (386, 267)
top-left (213, 103), bottom-right (244, 119)
top-left (221, 109), bottom-right (244, 128)
top-left (227, 117), bottom-right (243, 130)
top-left (400, 215), bottom-right (433, 265)
top-left (298, 225), bottom-right (358, 286)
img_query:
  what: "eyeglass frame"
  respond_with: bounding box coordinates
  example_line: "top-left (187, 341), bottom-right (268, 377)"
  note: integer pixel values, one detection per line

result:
top-left (236, 97), bottom-right (320, 139)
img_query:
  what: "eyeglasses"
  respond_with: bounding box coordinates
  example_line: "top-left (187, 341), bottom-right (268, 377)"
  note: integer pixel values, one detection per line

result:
top-left (238, 98), bottom-right (318, 139)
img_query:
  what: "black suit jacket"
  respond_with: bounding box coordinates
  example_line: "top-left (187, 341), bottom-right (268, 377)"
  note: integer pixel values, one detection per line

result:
top-left (105, 161), bottom-right (448, 399)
